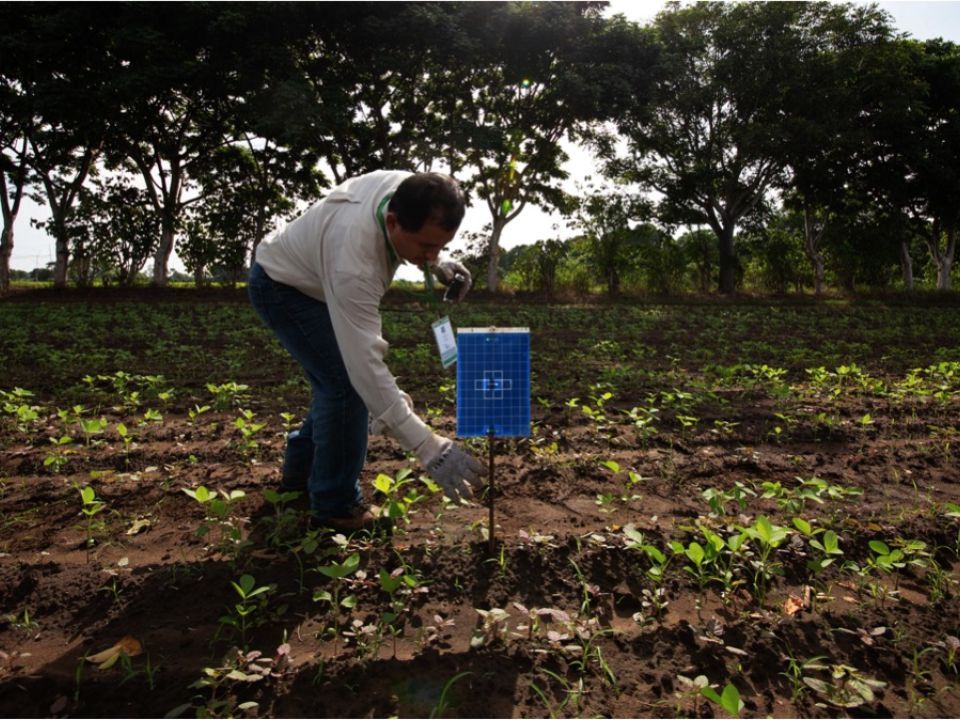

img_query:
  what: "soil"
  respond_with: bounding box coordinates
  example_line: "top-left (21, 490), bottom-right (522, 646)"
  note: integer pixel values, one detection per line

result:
top-left (1, 290), bottom-right (959, 718)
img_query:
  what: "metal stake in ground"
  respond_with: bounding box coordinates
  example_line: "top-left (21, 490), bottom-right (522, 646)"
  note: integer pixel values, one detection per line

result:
top-left (488, 429), bottom-right (496, 556)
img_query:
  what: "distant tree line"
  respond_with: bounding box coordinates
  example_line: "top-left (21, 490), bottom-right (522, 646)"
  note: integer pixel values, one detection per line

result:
top-left (1, 1), bottom-right (957, 295)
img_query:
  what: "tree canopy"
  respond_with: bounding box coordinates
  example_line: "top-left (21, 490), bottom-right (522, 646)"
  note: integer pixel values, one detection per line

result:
top-left (2, 1), bottom-right (959, 295)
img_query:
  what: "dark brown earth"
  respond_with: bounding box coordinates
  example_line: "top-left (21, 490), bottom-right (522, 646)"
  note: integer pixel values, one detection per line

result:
top-left (1, 290), bottom-right (959, 718)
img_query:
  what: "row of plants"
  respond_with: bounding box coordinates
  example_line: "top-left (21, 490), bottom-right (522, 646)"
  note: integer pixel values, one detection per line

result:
top-left (28, 458), bottom-right (957, 718)
top-left (3, 364), bottom-right (958, 716)
top-left (4, 300), bottom-right (960, 398)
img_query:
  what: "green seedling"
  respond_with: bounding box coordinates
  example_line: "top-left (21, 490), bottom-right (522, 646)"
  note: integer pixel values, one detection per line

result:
top-left (429, 671), bottom-right (473, 719)
top-left (206, 381), bottom-right (249, 411)
top-left (142, 374), bottom-right (175, 405)
top-left (673, 674), bottom-right (710, 717)
top-left (802, 664), bottom-right (886, 708)
top-left (116, 423), bottom-right (135, 467)
top-left (741, 516), bottom-right (790, 606)
top-left (6, 607), bottom-right (35, 635)
top-left (595, 492), bottom-right (616, 513)
top-left (219, 574), bottom-right (274, 646)
top-left (925, 558), bottom-right (955, 606)
top-left (780, 650), bottom-right (828, 703)
top-left (288, 530), bottom-right (320, 594)
top-left (471, 607), bottom-right (511, 648)
top-left (259, 488), bottom-right (303, 547)
top-left (233, 408), bottom-right (265, 454)
top-left (581, 388), bottom-right (614, 435)
top-left (78, 416), bottom-right (108, 447)
top-left (670, 537), bottom-right (720, 600)
top-left (867, 540), bottom-right (906, 574)
top-left (314, 552), bottom-right (361, 649)
top-left (792, 518), bottom-right (843, 584)
top-left (713, 418), bottom-right (740, 436)
top-left (702, 481), bottom-right (756, 516)
top-left (313, 553), bottom-right (360, 652)
top-left (44, 434), bottom-right (74, 473)
top-left (187, 404), bottom-right (211, 425)
top-left (701, 682), bottom-right (744, 719)
top-left (530, 667), bottom-right (584, 716)
top-left (625, 404), bottom-right (659, 445)
top-left (623, 527), bottom-right (672, 615)
top-left (57, 404), bottom-right (85, 430)
top-left (1, 388), bottom-right (41, 432)
top-left (378, 565), bottom-right (421, 655)
top-left (704, 525), bottom-right (749, 599)
top-left (76, 484), bottom-right (106, 554)
top-left (182, 485), bottom-right (247, 554)
top-left (933, 635), bottom-right (959, 675)
top-left (173, 644), bottom-right (289, 718)
top-left (373, 468), bottom-right (426, 525)
top-left (599, 460), bottom-right (643, 505)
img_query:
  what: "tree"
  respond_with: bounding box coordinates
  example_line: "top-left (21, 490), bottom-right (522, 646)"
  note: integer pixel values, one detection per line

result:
top-left (738, 209), bottom-right (808, 294)
top-left (98, 3), bottom-right (311, 286)
top-left (572, 186), bottom-right (647, 297)
top-left (773, 3), bottom-right (897, 295)
top-left (28, 129), bottom-right (101, 289)
top-left (448, 3), bottom-right (659, 291)
top-left (2, 3), bottom-right (115, 289)
top-left (79, 177), bottom-right (159, 287)
top-left (898, 40), bottom-right (960, 290)
top-left (632, 223), bottom-right (687, 295)
top-left (183, 144), bottom-right (294, 286)
top-left (614, 1), bottom-right (822, 294)
top-left (0, 86), bottom-right (30, 295)
top-left (532, 238), bottom-right (568, 296)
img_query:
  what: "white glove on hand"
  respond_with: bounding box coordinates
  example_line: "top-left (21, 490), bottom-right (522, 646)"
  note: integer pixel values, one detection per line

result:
top-left (431, 260), bottom-right (472, 302)
top-left (400, 391), bottom-right (414, 412)
top-left (415, 434), bottom-right (484, 501)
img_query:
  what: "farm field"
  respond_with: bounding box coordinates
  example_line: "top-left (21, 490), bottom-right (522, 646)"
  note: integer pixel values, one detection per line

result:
top-left (1, 289), bottom-right (960, 718)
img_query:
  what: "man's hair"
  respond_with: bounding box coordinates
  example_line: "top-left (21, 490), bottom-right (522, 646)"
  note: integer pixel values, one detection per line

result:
top-left (389, 173), bottom-right (466, 232)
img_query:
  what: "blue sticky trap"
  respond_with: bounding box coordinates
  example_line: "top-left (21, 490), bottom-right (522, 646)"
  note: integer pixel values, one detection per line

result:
top-left (456, 327), bottom-right (530, 438)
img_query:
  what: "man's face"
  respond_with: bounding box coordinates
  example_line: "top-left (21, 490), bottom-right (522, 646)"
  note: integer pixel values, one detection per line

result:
top-left (386, 212), bottom-right (456, 266)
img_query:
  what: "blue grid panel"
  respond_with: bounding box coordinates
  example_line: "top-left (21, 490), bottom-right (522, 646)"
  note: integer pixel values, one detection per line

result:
top-left (456, 329), bottom-right (530, 438)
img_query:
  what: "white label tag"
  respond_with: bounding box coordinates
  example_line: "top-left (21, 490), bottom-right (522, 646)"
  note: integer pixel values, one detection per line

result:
top-left (431, 316), bottom-right (457, 368)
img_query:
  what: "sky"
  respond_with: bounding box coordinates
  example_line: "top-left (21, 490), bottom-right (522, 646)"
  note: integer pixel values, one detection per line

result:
top-left (9, 1), bottom-right (960, 276)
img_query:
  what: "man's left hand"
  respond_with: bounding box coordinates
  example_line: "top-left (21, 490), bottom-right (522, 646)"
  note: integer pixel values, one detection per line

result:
top-left (432, 260), bottom-right (472, 302)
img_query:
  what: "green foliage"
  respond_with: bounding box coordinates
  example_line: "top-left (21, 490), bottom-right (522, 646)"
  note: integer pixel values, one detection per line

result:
top-left (701, 682), bottom-right (744, 718)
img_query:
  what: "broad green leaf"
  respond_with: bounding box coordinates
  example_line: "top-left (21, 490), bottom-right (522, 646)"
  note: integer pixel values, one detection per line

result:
top-left (373, 473), bottom-right (394, 494)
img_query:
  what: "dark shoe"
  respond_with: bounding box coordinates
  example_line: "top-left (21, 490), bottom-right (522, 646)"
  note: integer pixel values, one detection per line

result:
top-left (309, 503), bottom-right (393, 535)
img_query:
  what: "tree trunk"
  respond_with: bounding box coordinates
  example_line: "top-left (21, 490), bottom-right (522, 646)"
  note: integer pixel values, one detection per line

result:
top-left (925, 219), bottom-right (957, 291)
top-left (51, 213), bottom-right (70, 289)
top-left (802, 207), bottom-right (826, 297)
top-left (607, 267), bottom-right (619, 297)
top-left (487, 216), bottom-right (506, 292)
top-left (193, 265), bottom-right (206, 288)
top-left (937, 226), bottom-right (956, 290)
top-left (0, 222), bottom-right (13, 294)
top-left (717, 225), bottom-right (737, 295)
top-left (152, 217), bottom-right (176, 287)
top-left (899, 238), bottom-right (914, 290)
top-left (1, 135), bottom-right (29, 294)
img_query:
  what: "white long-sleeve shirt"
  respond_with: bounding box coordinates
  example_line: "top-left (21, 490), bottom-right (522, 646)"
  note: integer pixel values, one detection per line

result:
top-left (255, 170), bottom-right (432, 453)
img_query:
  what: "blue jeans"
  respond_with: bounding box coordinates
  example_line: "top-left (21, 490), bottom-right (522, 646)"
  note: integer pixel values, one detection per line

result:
top-left (247, 263), bottom-right (367, 520)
